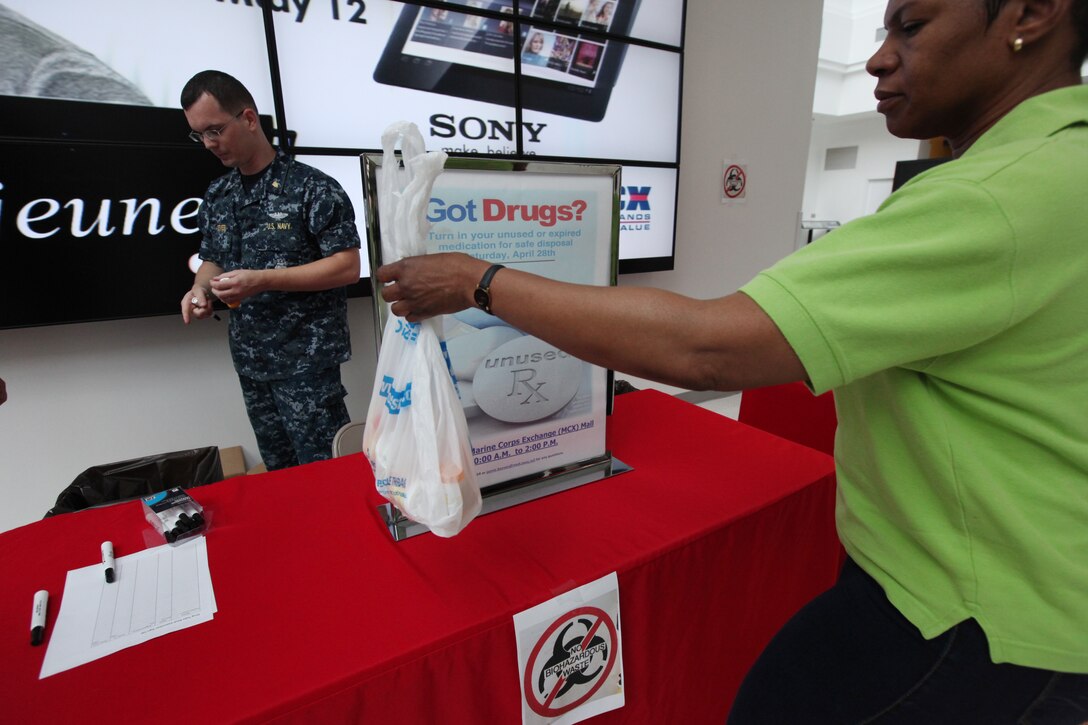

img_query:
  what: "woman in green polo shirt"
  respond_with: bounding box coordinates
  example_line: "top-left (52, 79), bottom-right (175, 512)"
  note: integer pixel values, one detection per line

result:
top-left (376, 0), bottom-right (1088, 721)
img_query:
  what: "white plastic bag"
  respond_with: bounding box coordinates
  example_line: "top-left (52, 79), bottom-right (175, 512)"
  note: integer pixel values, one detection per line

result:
top-left (363, 121), bottom-right (481, 538)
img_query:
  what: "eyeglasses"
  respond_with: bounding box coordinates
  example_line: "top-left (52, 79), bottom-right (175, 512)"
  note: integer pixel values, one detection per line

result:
top-left (188, 111), bottom-right (244, 143)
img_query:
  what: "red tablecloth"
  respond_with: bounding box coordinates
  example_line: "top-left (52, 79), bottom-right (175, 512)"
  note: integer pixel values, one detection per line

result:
top-left (738, 382), bottom-right (838, 455)
top-left (0, 390), bottom-right (839, 723)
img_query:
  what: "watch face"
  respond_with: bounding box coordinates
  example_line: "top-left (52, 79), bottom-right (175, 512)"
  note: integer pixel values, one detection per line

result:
top-left (473, 287), bottom-right (490, 311)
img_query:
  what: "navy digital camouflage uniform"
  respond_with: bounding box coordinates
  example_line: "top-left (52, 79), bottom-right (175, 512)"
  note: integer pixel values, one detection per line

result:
top-left (198, 151), bottom-right (360, 470)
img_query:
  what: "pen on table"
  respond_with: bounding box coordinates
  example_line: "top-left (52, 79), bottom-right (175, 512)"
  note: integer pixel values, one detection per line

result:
top-left (30, 590), bottom-right (48, 646)
top-left (101, 541), bottom-right (115, 583)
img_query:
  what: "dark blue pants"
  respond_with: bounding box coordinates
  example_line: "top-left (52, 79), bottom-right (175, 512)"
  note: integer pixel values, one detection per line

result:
top-left (239, 367), bottom-right (349, 471)
top-left (728, 557), bottom-right (1088, 724)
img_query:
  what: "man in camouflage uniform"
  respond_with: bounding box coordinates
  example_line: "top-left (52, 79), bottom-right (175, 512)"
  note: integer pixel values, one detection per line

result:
top-left (180, 70), bottom-right (360, 471)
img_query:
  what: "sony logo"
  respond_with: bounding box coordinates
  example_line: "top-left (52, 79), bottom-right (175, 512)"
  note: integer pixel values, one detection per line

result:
top-left (429, 114), bottom-right (547, 144)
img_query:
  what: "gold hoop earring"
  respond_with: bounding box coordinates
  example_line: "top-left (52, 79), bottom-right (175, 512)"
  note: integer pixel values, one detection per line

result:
top-left (1012, 36), bottom-right (1024, 52)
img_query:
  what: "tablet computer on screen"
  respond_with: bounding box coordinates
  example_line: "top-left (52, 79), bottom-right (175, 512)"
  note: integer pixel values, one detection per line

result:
top-left (373, 0), bottom-right (641, 122)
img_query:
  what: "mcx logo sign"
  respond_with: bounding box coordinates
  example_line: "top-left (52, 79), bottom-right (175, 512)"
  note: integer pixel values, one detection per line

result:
top-left (619, 185), bottom-right (652, 231)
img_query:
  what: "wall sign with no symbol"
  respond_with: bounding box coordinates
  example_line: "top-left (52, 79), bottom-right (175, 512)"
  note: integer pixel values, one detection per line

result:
top-left (722, 160), bottom-right (748, 203)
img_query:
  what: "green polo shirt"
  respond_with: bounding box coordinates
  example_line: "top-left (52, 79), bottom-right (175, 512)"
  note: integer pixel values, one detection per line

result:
top-left (743, 85), bottom-right (1088, 673)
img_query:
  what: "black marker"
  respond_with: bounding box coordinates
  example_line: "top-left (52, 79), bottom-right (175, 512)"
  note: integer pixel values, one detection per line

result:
top-left (101, 541), bottom-right (115, 583)
top-left (30, 590), bottom-right (48, 646)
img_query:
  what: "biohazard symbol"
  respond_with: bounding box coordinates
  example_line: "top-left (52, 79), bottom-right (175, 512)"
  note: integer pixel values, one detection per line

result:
top-left (723, 163), bottom-right (747, 198)
top-left (523, 605), bottom-right (619, 717)
top-left (537, 618), bottom-right (608, 699)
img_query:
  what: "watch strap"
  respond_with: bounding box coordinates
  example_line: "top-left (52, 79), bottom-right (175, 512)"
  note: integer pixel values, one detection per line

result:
top-left (474, 264), bottom-right (505, 314)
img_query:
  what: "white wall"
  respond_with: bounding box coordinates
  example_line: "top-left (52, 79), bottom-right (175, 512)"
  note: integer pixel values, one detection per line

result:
top-left (801, 113), bottom-right (920, 232)
top-left (0, 0), bottom-right (823, 533)
top-left (813, 1), bottom-right (884, 117)
top-left (0, 300), bottom-right (380, 529)
top-left (624, 1), bottom-right (821, 299)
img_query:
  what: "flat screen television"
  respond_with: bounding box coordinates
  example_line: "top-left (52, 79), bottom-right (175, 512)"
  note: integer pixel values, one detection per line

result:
top-left (0, 0), bottom-right (684, 329)
top-left (0, 135), bottom-right (220, 328)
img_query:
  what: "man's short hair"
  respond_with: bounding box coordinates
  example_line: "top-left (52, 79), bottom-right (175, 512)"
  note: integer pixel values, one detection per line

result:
top-left (180, 70), bottom-right (257, 114)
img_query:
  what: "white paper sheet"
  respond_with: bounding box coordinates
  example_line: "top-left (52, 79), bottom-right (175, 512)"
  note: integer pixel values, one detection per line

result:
top-left (513, 572), bottom-right (624, 725)
top-left (40, 536), bottom-right (216, 678)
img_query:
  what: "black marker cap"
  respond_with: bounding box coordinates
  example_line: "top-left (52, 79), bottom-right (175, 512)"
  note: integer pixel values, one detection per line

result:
top-left (191, 513), bottom-right (205, 526)
top-left (165, 530), bottom-right (177, 543)
top-left (31, 626), bottom-right (44, 646)
top-left (105, 568), bottom-right (115, 583)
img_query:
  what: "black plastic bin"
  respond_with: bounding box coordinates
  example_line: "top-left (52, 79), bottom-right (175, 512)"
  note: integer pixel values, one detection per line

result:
top-left (45, 446), bottom-right (223, 517)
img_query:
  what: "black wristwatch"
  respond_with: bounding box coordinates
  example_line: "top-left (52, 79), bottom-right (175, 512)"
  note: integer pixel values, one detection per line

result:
top-left (473, 264), bottom-right (505, 314)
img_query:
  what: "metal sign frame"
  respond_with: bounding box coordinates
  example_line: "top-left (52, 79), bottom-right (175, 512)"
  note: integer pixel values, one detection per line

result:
top-left (361, 155), bottom-right (631, 539)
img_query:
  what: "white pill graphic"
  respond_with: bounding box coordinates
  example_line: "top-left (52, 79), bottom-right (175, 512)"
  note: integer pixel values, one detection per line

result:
top-left (473, 336), bottom-right (583, 423)
top-left (446, 326), bottom-right (522, 382)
